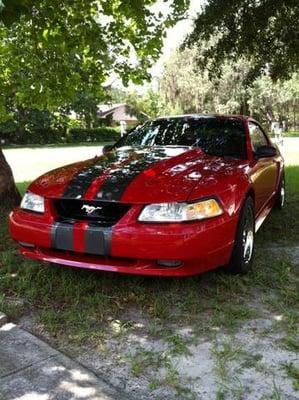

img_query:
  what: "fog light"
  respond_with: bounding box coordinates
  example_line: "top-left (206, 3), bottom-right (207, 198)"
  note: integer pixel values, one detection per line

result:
top-left (156, 260), bottom-right (182, 267)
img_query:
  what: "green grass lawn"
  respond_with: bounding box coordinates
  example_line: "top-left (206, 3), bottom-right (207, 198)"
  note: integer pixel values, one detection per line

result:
top-left (269, 131), bottom-right (299, 138)
top-left (285, 131), bottom-right (299, 137)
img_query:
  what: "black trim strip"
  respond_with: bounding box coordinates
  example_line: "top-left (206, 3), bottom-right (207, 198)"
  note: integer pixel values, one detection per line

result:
top-left (84, 226), bottom-right (112, 255)
top-left (51, 222), bottom-right (74, 251)
top-left (51, 222), bottom-right (112, 256)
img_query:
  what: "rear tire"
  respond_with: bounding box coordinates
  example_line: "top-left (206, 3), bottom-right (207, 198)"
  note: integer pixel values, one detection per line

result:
top-left (274, 173), bottom-right (285, 210)
top-left (227, 197), bottom-right (255, 274)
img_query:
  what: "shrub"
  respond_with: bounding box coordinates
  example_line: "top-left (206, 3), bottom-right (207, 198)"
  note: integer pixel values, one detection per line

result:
top-left (68, 127), bottom-right (120, 143)
top-left (0, 126), bottom-right (120, 145)
top-left (0, 128), bottom-right (64, 145)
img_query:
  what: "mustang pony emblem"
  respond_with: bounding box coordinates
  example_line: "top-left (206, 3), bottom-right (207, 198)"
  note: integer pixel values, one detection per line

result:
top-left (81, 205), bottom-right (103, 214)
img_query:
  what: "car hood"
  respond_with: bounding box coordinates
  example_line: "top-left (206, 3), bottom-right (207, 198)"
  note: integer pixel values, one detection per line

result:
top-left (30, 146), bottom-right (246, 203)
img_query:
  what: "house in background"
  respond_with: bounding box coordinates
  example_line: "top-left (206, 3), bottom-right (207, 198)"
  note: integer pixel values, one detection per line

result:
top-left (98, 103), bottom-right (148, 129)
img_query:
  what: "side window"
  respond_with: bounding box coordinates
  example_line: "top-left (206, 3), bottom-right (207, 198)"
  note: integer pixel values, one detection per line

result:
top-left (248, 122), bottom-right (268, 152)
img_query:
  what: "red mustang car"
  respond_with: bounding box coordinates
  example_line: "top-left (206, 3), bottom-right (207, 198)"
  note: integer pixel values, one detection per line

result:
top-left (9, 115), bottom-right (284, 276)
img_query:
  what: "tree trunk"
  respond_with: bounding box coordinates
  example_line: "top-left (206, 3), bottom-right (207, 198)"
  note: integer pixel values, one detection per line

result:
top-left (239, 97), bottom-right (250, 116)
top-left (0, 147), bottom-right (21, 210)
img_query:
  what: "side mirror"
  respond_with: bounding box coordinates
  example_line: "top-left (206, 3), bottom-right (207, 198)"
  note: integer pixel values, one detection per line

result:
top-left (102, 144), bottom-right (113, 154)
top-left (255, 145), bottom-right (277, 158)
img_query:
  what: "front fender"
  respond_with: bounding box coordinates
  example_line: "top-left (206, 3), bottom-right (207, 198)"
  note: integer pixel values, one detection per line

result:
top-left (188, 172), bottom-right (251, 219)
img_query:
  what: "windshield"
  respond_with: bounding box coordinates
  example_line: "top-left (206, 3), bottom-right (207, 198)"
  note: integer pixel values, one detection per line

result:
top-left (114, 117), bottom-right (247, 159)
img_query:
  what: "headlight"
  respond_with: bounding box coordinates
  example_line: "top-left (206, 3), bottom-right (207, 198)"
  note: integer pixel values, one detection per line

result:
top-left (20, 191), bottom-right (45, 213)
top-left (138, 198), bottom-right (223, 222)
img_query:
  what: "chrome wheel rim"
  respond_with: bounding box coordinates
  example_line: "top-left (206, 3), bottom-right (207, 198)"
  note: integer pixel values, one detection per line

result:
top-left (242, 209), bottom-right (254, 264)
top-left (280, 185), bottom-right (285, 207)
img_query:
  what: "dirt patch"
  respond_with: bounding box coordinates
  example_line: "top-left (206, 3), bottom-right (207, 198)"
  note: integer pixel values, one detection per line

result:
top-left (69, 315), bottom-right (298, 400)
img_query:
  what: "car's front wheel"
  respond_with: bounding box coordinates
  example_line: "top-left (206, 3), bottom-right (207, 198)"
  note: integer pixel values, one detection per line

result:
top-left (227, 197), bottom-right (255, 274)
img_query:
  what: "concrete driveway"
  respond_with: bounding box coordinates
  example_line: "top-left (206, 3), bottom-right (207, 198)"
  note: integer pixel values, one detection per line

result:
top-left (0, 315), bottom-right (128, 400)
top-left (275, 137), bottom-right (299, 165)
top-left (3, 137), bottom-right (299, 183)
top-left (3, 145), bottom-right (103, 182)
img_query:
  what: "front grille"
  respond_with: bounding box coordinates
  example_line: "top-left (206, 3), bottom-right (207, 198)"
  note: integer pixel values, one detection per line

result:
top-left (53, 199), bottom-right (131, 227)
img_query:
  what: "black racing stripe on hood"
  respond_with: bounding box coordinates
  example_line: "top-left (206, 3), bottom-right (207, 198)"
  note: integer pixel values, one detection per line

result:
top-left (95, 148), bottom-right (173, 201)
top-left (63, 152), bottom-right (120, 199)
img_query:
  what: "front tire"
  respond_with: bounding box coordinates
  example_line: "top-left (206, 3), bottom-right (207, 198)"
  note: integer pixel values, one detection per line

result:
top-left (227, 197), bottom-right (255, 274)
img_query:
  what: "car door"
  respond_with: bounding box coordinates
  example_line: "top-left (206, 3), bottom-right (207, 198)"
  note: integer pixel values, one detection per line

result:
top-left (248, 121), bottom-right (278, 213)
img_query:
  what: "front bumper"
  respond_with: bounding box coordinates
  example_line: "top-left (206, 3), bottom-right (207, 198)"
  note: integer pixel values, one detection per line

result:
top-left (9, 205), bottom-right (238, 276)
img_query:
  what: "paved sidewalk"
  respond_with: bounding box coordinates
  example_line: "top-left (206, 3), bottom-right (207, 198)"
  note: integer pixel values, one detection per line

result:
top-left (0, 314), bottom-right (128, 400)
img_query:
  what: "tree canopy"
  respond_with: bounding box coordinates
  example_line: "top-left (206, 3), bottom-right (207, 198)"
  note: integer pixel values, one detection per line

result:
top-left (122, 44), bottom-right (299, 128)
top-left (186, 0), bottom-right (299, 80)
top-left (0, 0), bottom-right (190, 119)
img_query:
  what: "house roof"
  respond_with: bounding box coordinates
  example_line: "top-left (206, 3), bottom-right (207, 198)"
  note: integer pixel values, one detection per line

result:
top-left (98, 103), bottom-right (148, 122)
top-left (97, 103), bottom-right (125, 114)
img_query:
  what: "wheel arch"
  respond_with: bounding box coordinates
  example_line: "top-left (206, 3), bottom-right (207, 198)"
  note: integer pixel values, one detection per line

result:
top-left (246, 187), bottom-right (255, 204)
top-left (238, 187), bottom-right (255, 215)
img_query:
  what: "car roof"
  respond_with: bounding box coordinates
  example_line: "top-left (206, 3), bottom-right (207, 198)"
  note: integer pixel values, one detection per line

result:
top-left (154, 113), bottom-right (249, 121)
